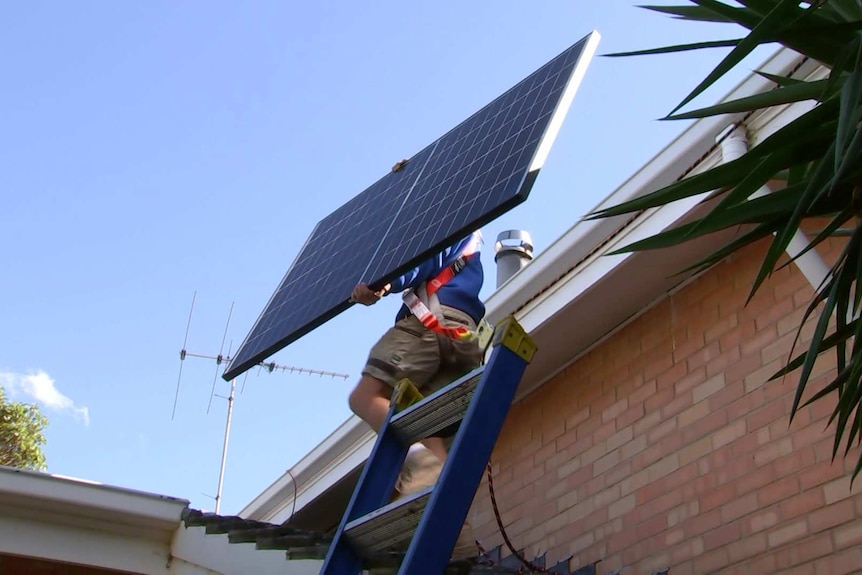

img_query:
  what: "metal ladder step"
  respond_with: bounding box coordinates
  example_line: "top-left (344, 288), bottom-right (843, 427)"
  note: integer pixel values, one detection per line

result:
top-left (389, 367), bottom-right (484, 444)
top-left (344, 485), bottom-right (433, 556)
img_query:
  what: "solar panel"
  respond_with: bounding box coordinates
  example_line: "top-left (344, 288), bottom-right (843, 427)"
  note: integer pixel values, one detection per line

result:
top-left (224, 31), bottom-right (600, 381)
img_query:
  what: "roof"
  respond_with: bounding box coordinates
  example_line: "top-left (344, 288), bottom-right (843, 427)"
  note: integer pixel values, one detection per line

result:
top-left (0, 465), bottom-right (188, 574)
top-left (181, 506), bottom-right (596, 574)
top-left (0, 464), bottom-right (188, 542)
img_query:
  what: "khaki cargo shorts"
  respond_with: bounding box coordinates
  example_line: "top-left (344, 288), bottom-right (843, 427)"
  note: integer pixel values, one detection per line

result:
top-left (363, 306), bottom-right (483, 395)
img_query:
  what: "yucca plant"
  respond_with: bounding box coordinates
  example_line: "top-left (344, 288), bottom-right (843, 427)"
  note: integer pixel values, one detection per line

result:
top-left (591, 0), bottom-right (862, 479)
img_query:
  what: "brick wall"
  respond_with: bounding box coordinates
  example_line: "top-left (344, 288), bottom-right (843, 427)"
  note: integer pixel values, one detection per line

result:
top-left (470, 237), bottom-right (862, 574)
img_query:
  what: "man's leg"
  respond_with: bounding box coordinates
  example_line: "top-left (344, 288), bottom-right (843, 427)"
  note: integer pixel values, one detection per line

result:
top-left (348, 374), bottom-right (390, 432)
top-left (349, 373), bottom-right (450, 462)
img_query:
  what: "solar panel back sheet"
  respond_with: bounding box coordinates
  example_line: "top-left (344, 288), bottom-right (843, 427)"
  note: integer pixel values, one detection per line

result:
top-left (224, 31), bottom-right (600, 381)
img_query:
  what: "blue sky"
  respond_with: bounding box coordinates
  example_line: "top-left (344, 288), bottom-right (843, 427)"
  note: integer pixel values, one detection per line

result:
top-left (1, 2), bottom-right (770, 514)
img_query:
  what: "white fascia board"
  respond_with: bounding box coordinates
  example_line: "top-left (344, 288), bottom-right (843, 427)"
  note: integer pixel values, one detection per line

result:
top-left (0, 513), bottom-right (177, 575)
top-left (0, 465), bottom-right (187, 536)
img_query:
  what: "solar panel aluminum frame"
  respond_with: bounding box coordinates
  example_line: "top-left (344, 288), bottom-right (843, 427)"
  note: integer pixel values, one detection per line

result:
top-left (224, 31), bottom-right (600, 381)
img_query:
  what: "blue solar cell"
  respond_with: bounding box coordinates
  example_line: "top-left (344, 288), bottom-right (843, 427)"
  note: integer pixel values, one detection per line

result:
top-left (224, 32), bottom-right (599, 380)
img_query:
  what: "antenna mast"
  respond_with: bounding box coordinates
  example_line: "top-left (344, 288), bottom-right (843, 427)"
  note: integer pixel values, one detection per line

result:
top-left (174, 294), bottom-right (349, 514)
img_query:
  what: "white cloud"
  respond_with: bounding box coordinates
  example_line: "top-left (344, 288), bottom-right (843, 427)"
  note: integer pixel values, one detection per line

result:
top-left (0, 370), bottom-right (90, 426)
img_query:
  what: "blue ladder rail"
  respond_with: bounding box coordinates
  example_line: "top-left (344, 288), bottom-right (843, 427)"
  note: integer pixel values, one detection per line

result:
top-left (320, 316), bottom-right (537, 575)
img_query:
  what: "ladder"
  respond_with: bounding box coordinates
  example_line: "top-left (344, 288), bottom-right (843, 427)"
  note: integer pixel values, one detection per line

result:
top-left (320, 316), bottom-right (537, 575)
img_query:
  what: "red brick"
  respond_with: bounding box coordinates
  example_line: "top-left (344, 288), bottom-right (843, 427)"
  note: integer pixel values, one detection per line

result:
top-left (532, 441), bottom-right (557, 466)
top-left (644, 386), bottom-right (675, 415)
top-left (687, 339), bottom-right (722, 373)
top-left (755, 295), bottom-right (796, 333)
top-left (684, 507), bottom-right (723, 538)
top-left (773, 445), bottom-right (817, 481)
top-left (736, 463), bottom-right (775, 496)
top-left (725, 350), bottom-right (768, 386)
top-left (555, 426), bottom-right (589, 454)
top-left (636, 462), bottom-right (697, 504)
top-left (779, 532), bottom-right (834, 569)
top-left (709, 448), bottom-right (745, 484)
top-left (692, 546), bottom-right (729, 573)
top-left (635, 489), bottom-right (685, 525)
top-left (707, 374), bottom-right (746, 409)
top-left (767, 518), bottom-right (807, 548)
top-left (704, 311), bottom-right (739, 343)
top-left (655, 357), bottom-right (690, 391)
top-left (726, 531), bottom-right (767, 563)
top-left (633, 442), bottom-right (663, 470)
top-left (666, 501), bottom-right (699, 528)
top-left (745, 549), bottom-right (777, 573)
top-left (747, 396), bottom-right (789, 432)
top-left (808, 499), bottom-right (856, 533)
top-left (823, 474), bottom-right (862, 504)
top-left (677, 399), bottom-right (711, 429)
top-left (744, 358), bottom-right (786, 393)
top-left (757, 475), bottom-right (800, 507)
top-left (700, 482), bottom-right (737, 512)
top-left (662, 392), bottom-right (694, 420)
top-left (778, 487), bottom-right (825, 521)
top-left (720, 318), bottom-right (757, 354)
top-left (721, 492), bottom-right (758, 523)
top-left (746, 507), bottom-right (780, 535)
top-left (832, 518), bottom-right (862, 550)
top-left (634, 514), bottom-right (667, 541)
top-left (668, 535), bottom-right (704, 566)
top-left (820, 546), bottom-right (862, 575)
top-left (642, 349), bottom-right (676, 382)
top-left (592, 419), bottom-right (616, 444)
top-left (683, 472), bottom-right (718, 501)
top-left (619, 433), bottom-right (648, 461)
top-left (604, 458), bottom-right (633, 488)
top-left (601, 397), bottom-right (629, 424)
top-left (629, 378), bottom-right (658, 405)
top-left (633, 409), bottom-right (661, 436)
top-left (703, 521), bottom-right (742, 549)
top-left (615, 404), bottom-right (644, 430)
top-left (754, 436), bottom-right (794, 466)
top-left (680, 408), bottom-right (728, 444)
top-left (798, 457), bottom-right (850, 491)
top-left (660, 428), bottom-right (685, 458)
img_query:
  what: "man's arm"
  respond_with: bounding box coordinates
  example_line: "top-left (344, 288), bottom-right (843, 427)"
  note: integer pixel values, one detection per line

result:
top-left (352, 232), bottom-right (479, 304)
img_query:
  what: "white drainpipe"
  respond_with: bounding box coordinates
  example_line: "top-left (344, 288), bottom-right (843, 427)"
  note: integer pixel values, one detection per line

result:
top-left (719, 127), bottom-right (831, 292)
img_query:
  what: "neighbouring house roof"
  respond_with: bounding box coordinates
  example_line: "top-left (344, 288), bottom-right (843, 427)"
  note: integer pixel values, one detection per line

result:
top-left (0, 464), bottom-right (187, 574)
top-left (0, 465), bottom-right (321, 575)
top-left (241, 46), bottom-right (820, 535)
top-left (180, 507), bottom-right (596, 574)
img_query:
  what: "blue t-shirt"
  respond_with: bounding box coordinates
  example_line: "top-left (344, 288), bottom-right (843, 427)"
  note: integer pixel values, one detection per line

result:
top-left (388, 231), bottom-right (485, 324)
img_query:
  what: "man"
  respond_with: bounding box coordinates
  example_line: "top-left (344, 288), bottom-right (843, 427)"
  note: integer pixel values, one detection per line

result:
top-left (348, 229), bottom-right (485, 480)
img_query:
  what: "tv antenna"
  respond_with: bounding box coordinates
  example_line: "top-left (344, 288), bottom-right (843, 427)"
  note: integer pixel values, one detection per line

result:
top-left (173, 292), bottom-right (350, 514)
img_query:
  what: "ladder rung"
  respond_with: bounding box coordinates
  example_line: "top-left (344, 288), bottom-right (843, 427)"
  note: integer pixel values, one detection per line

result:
top-left (389, 367), bottom-right (484, 444)
top-left (344, 486), bottom-right (433, 555)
